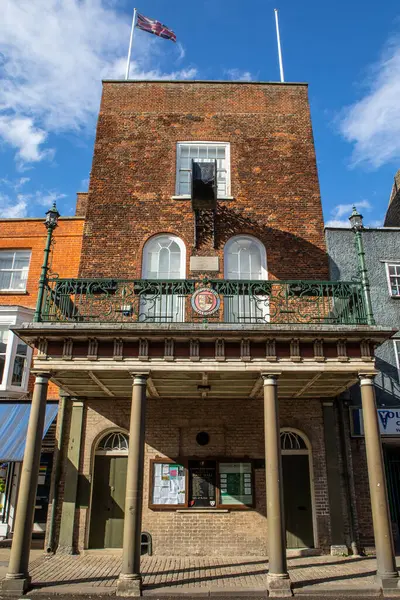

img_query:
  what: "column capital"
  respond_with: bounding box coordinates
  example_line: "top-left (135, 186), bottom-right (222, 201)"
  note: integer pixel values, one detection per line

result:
top-left (261, 373), bottom-right (281, 385)
top-left (358, 373), bottom-right (376, 385)
top-left (34, 372), bottom-right (52, 382)
top-left (130, 373), bottom-right (149, 385)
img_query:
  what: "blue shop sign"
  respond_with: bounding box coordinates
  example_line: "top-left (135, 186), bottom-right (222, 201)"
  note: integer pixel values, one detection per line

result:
top-left (351, 408), bottom-right (400, 437)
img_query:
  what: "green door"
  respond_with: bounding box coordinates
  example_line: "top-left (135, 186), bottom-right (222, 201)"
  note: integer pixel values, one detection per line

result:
top-left (89, 455), bottom-right (128, 548)
top-left (282, 454), bottom-right (314, 548)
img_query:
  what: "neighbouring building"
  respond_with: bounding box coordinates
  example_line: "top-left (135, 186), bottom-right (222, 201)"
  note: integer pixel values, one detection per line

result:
top-left (0, 215), bottom-right (84, 540)
top-left (326, 181), bottom-right (400, 552)
top-left (1, 80), bottom-right (398, 597)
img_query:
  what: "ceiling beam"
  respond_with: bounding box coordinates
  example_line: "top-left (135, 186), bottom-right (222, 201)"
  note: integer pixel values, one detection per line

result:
top-left (294, 373), bottom-right (322, 398)
top-left (147, 377), bottom-right (159, 398)
top-left (51, 377), bottom-right (79, 397)
top-left (88, 371), bottom-right (115, 397)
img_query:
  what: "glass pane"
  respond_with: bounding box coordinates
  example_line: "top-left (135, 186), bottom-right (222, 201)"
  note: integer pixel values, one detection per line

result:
top-left (11, 271), bottom-right (25, 290)
top-left (389, 265), bottom-right (395, 275)
top-left (0, 254), bottom-right (13, 269)
top-left (189, 146), bottom-right (199, 157)
top-left (16, 343), bottom-right (27, 357)
top-left (239, 249), bottom-right (251, 279)
top-left (199, 147), bottom-right (207, 158)
top-left (170, 252), bottom-right (181, 276)
top-left (180, 145), bottom-right (189, 157)
top-left (159, 247), bottom-right (170, 276)
top-left (179, 158), bottom-right (190, 169)
top-left (0, 355), bottom-right (5, 385)
top-left (11, 355), bottom-right (25, 386)
top-left (217, 146), bottom-right (226, 157)
top-left (208, 147), bottom-right (217, 158)
top-left (219, 462), bottom-right (252, 506)
top-left (226, 253), bottom-right (239, 277)
top-left (13, 256), bottom-right (29, 270)
top-left (179, 181), bottom-right (190, 195)
top-left (0, 271), bottom-right (12, 290)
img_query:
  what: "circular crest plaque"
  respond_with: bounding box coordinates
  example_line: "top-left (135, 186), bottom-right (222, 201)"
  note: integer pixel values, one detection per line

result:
top-left (191, 287), bottom-right (220, 316)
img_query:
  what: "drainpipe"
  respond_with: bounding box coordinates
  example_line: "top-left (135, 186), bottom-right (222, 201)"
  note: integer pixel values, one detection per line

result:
top-left (337, 398), bottom-right (360, 555)
top-left (46, 393), bottom-right (67, 553)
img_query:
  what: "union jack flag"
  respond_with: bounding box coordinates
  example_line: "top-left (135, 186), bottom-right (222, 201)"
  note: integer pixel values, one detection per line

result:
top-left (136, 13), bottom-right (176, 42)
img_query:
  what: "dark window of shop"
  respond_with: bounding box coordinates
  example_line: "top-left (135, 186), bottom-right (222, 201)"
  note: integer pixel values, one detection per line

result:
top-left (149, 458), bottom-right (254, 510)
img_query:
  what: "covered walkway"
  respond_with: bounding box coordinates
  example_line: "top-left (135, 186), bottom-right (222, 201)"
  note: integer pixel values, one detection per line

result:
top-left (2, 551), bottom-right (398, 596)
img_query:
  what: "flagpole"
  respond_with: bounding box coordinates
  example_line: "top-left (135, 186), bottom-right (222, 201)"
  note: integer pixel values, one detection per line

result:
top-left (125, 7), bottom-right (137, 80)
top-left (274, 8), bottom-right (285, 83)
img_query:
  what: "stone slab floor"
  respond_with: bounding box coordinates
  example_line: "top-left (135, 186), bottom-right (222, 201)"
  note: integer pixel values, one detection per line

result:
top-left (2, 551), bottom-right (400, 595)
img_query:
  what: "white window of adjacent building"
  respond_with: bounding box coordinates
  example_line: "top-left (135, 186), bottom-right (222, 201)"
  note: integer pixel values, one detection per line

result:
top-left (386, 263), bottom-right (400, 297)
top-left (0, 251), bottom-right (31, 292)
top-left (0, 327), bottom-right (30, 390)
top-left (0, 328), bottom-right (8, 385)
top-left (395, 340), bottom-right (400, 371)
top-left (175, 142), bottom-right (230, 198)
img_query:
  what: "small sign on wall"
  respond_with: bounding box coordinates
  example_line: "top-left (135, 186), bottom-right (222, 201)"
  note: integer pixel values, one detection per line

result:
top-left (190, 256), bottom-right (219, 272)
top-left (351, 408), bottom-right (400, 436)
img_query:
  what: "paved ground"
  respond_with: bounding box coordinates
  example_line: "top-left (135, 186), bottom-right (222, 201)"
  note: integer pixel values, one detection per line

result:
top-left (1, 551), bottom-right (399, 596)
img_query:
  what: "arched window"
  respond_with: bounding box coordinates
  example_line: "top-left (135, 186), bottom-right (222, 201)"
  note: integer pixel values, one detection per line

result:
top-left (224, 236), bottom-right (267, 322)
top-left (224, 235), bottom-right (267, 281)
top-left (96, 431), bottom-right (129, 455)
top-left (142, 235), bottom-right (186, 280)
top-left (141, 235), bottom-right (186, 322)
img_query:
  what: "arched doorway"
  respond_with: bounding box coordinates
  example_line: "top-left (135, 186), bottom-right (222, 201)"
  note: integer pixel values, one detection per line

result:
top-left (88, 431), bottom-right (128, 549)
top-left (280, 428), bottom-right (315, 549)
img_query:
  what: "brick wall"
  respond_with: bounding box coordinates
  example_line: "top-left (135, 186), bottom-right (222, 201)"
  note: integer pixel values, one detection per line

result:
top-left (51, 396), bottom-right (333, 556)
top-left (79, 81), bottom-right (329, 281)
top-left (0, 217), bottom-right (85, 398)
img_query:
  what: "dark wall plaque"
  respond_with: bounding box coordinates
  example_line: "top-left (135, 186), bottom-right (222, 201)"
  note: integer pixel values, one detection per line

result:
top-left (189, 460), bottom-right (216, 507)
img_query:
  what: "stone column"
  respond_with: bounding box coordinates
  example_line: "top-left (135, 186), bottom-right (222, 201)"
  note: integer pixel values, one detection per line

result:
top-left (262, 374), bottom-right (292, 597)
top-left (360, 375), bottom-right (398, 588)
top-left (2, 373), bottom-right (50, 595)
top-left (57, 399), bottom-right (84, 554)
top-left (117, 374), bottom-right (148, 597)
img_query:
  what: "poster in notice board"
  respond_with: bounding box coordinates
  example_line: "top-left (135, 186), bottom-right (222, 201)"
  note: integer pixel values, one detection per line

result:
top-left (189, 460), bottom-right (216, 508)
top-left (152, 463), bottom-right (186, 505)
top-left (219, 462), bottom-right (253, 505)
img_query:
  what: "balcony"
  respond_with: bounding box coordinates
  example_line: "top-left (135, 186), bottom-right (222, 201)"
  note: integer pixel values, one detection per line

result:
top-left (36, 278), bottom-right (369, 326)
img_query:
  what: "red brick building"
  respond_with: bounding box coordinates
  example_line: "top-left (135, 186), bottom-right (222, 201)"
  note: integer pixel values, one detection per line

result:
top-left (2, 81), bottom-right (397, 596)
top-left (0, 217), bottom-right (84, 539)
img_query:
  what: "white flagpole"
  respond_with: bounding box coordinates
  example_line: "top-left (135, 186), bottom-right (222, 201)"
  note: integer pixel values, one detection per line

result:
top-left (125, 7), bottom-right (137, 81)
top-left (274, 8), bottom-right (285, 83)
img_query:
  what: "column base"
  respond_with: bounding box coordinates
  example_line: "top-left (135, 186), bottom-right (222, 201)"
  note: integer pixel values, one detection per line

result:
top-left (267, 573), bottom-right (292, 597)
top-left (1, 574), bottom-right (32, 596)
top-left (376, 572), bottom-right (399, 590)
top-left (117, 573), bottom-right (142, 597)
top-left (330, 544), bottom-right (349, 556)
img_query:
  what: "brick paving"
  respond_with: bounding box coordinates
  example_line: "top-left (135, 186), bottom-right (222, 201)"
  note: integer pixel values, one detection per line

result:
top-left (1, 553), bottom-right (393, 594)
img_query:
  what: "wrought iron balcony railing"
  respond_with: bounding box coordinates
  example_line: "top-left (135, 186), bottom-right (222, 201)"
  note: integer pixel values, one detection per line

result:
top-left (35, 277), bottom-right (370, 326)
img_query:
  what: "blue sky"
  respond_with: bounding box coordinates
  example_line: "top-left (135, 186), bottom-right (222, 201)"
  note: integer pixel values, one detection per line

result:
top-left (1, 0), bottom-right (400, 227)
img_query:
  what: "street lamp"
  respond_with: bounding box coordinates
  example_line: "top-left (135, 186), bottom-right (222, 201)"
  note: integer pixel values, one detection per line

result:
top-left (348, 205), bottom-right (375, 325)
top-left (34, 203), bottom-right (60, 322)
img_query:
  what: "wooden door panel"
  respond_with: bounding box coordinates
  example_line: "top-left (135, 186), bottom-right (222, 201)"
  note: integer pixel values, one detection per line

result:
top-left (282, 455), bottom-right (314, 549)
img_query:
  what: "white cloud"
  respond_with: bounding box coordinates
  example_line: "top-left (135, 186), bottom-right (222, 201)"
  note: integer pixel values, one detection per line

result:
top-left (340, 37), bottom-right (400, 168)
top-left (224, 68), bottom-right (253, 82)
top-left (0, 116), bottom-right (49, 163)
top-left (325, 200), bottom-right (372, 227)
top-left (0, 0), bottom-right (195, 165)
top-left (0, 192), bottom-right (28, 218)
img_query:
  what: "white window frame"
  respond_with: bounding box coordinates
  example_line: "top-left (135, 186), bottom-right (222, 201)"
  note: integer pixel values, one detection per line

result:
top-left (0, 250), bottom-right (31, 292)
top-left (385, 262), bottom-right (400, 298)
top-left (0, 307), bottom-right (33, 394)
top-left (175, 141), bottom-right (231, 199)
top-left (224, 235), bottom-right (268, 323)
top-left (394, 340), bottom-right (400, 372)
top-left (142, 234), bottom-right (186, 280)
